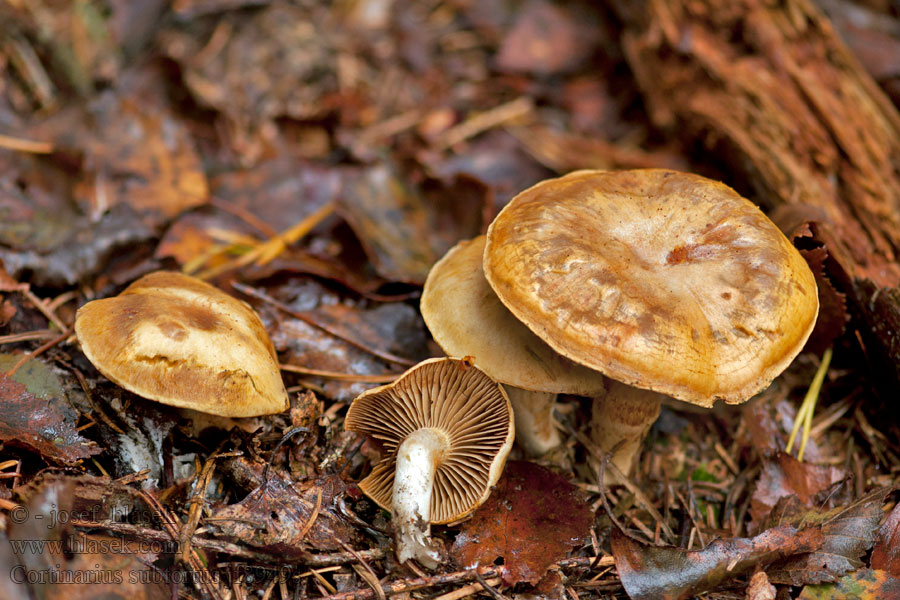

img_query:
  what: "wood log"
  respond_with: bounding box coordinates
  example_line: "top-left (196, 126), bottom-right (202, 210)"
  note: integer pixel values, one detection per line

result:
top-left (613, 0), bottom-right (900, 392)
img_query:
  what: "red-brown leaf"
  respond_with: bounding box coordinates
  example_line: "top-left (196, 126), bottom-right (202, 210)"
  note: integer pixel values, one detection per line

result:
top-left (749, 452), bottom-right (847, 531)
top-left (450, 461), bottom-right (593, 585)
top-left (870, 501), bottom-right (900, 577)
top-left (0, 355), bottom-right (99, 464)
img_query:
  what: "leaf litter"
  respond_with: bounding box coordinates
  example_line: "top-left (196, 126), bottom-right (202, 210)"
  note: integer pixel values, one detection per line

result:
top-left (0, 1), bottom-right (899, 599)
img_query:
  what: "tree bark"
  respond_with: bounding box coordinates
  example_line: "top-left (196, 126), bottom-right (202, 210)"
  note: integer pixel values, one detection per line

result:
top-left (614, 0), bottom-right (900, 392)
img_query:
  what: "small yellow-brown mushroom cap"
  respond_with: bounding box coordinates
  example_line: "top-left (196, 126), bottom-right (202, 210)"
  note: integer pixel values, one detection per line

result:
top-left (74, 271), bottom-right (289, 417)
top-left (484, 169), bottom-right (819, 406)
top-left (422, 235), bottom-right (607, 396)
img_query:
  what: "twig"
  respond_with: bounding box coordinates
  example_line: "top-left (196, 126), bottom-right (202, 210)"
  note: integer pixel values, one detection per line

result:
top-left (573, 428), bottom-right (675, 541)
top-left (473, 570), bottom-right (509, 600)
top-left (22, 288), bottom-right (68, 332)
top-left (436, 97), bottom-right (534, 149)
top-left (334, 536), bottom-right (386, 600)
top-left (72, 518), bottom-right (387, 565)
top-left (139, 490), bottom-right (225, 600)
top-left (312, 565), bottom-right (502, 600)
top-left (0, 133), bottom-right (53, 154)
top-left (0, 330), bottom-right (59, 345)
top-left (72, 367), bottom-right (125, 434)
top-left (313, 558), bottom-right (602, 600)
top-left (233, 282), bottom-right (415, 367)
top-left (195, 202), bottom-right (335, 280)
top-left (6, 328), bottom-right (71, 377)
top-left (179, 451), bottom-right (223, 562)
top-left (298, 488), bottom-right (323, 542)
top-left (431, 577), bottom-right (503, 600)
top-left (210, 197), bottom-right (278, 238)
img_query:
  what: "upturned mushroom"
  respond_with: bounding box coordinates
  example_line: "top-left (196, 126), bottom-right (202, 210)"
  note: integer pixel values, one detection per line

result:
top-left (483, 169), bottom-right (819, 475)
top-left (344, 357), bottom-right (514, 568)
top-left (421, 235), bottom-right (607, 455)
top-left (74, 271), bottom-right (289, 417)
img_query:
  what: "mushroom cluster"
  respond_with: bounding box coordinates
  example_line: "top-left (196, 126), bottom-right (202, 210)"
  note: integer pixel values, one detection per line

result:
top-left (74, 271), bottom-right (289, 418)
top-left (426, 169), bottom-right (818, 475)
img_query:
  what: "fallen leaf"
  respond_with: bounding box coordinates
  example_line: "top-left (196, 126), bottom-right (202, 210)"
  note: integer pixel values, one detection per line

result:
top-left (868, 500), bottom-right (900, 577)
top-left (160, 3), bottom-right (339, 160)
top-left (210, 159), bottom-right (340, 231)
top-left (495, 0), bottom-right (597, 75)
top-left (338, 164), bottom-right (489, 284)
top-left (0, 150), bottom-right (154, 286)
top-left (209, 469), bottom-right (357, 552)
top-left (749, 452), bottom-right (848, 531)
top-left (797, 568), bottom-right (900, 600)
top-left (337, 164), bottom-right (438, 284)
top-left (739, 392), bottom-right (827, 461)
top-left (31, 68), bottom-right (208, 229)
top-left (765, 488), bottom-right (891, 585)
top-left (270, 311), bottom-right (398, 402)
top-left (425, 131), bottom-right (551, 208)
top-left (450, 461), bottom-right (593, 586)
top-left (611, 523), bottom-right (823, 600)
top-left (303, 302), bottom-right (429, 365)
top-left (0, 354), bottom-right (99, 464)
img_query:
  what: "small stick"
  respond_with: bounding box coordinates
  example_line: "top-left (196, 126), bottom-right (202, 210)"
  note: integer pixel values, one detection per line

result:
top-left (234, 282), bottom-right (414, 367)
top-left (22, 288), bottom-right (68, 332)
top-left (6, 329), bottom-right (71, 377)
top-left (179, 451), bottom-right (221, 562)
top-left (437, 97), bottom-right (534, 149)
top-left (431, 577), bottom-right (503, 600)
top-left (0, 330), bottom-right (59, 345)
top-left (0, 133), bottom-right (53, 154)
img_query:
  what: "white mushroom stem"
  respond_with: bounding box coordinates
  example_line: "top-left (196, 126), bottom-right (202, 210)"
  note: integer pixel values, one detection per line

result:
top-left (590, 381), bottom-right (663, 482)
top-left (504, 387), bottom-right (560, 456)
top-left (392, 427), bottom-right (449, 569)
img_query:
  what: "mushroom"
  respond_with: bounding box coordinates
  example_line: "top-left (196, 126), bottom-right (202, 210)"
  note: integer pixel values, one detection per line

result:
top-left (483, 169), bottom-right (819, 475)
top-left (344, 357), bottom-right (514, 568)
top-left (421, 235), bottom-right (607, 455)
top-left (74, 271), bottom-right (289, 417)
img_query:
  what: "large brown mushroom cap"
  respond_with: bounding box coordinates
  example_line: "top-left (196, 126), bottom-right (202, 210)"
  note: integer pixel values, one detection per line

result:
top-left (484, 169), bottom-right (819, 406)
top-left (74, 271), bottom-right (289, 417)
top-left (344, 357), bottom-right (514, 524)
top-left (421, 235), bottom-right (607, 396)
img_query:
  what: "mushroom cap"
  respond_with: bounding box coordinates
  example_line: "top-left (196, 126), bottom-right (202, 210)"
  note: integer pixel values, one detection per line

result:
top-left (421, 235), bottom-right (607, 395)
top-left (484, 169), bottom-right (819, 406)
top-left (344, 357), bottom-right (514, 524)
top-left (74, 271), bottom-right (289, 417)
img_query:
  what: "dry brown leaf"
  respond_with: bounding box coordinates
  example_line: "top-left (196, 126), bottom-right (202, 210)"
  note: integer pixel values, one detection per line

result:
top-left (749, 452), bottom-right (847, 532)
top-left (611, 523), bottom-right (823, 600)
top-left (765, 488), bottom-right (891, 585)
top-left (450, 461), bottom-right (593, 586)
top-left (209, 469), bottom-right (357, 553)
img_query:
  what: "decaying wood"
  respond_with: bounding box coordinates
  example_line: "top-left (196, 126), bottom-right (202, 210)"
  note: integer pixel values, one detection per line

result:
top-left (614, 0), bottom-right (900, 390)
